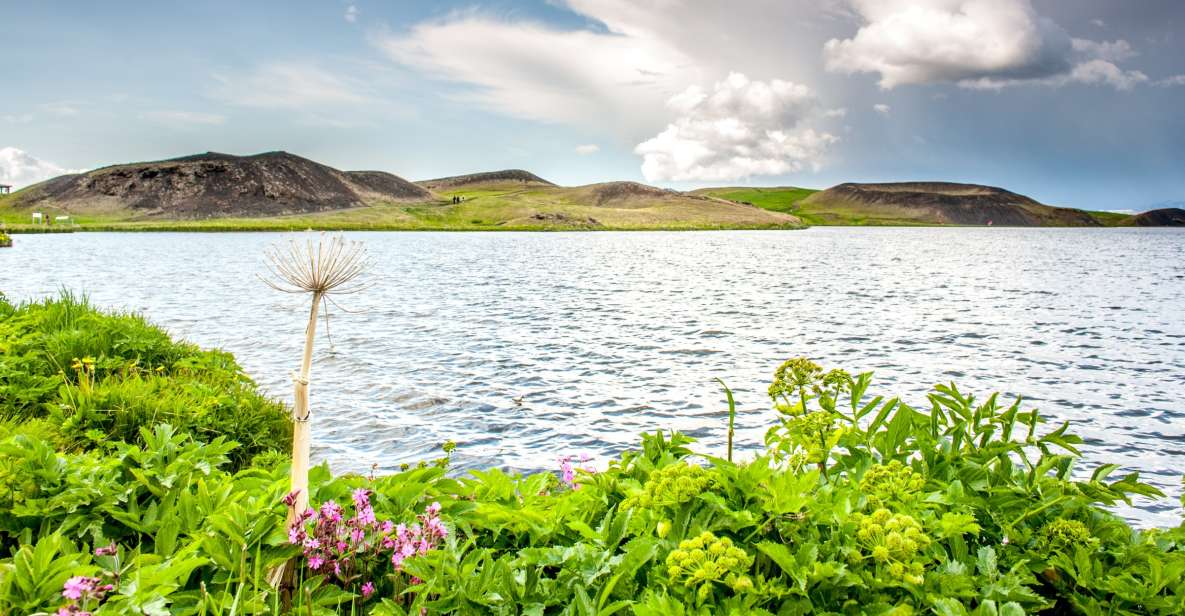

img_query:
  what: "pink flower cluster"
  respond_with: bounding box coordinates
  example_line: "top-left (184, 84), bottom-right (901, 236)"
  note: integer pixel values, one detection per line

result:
top-left (57, 543), bottom-right (120, 615)
top-left (558, 454), bottom-right (596, 489)
top-left (387, 501), bottom-right (449, 571)
top-left (57, 576), bottom-right (113, 615)
top-left (285, 488), bottom-right (448, 599)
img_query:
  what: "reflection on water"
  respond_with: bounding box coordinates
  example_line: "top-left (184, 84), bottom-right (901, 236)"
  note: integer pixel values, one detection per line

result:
top-left (3, 228), bottom-right (1184, 525)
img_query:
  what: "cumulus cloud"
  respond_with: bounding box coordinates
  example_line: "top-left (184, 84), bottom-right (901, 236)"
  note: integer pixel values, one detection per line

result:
top-left (209, 62), bottom-right (370, 109)
top-left (142, 110), bottom-right (226, 126)
top-left (873, 103), bottom-right (890, 114)
top-left (344, 5), bottom-right (358, 23)
top-left (634, 73), bottom-right (837, 182)
top-left (824, 0), bottom-right (1148, 90)
top-left (574, 144), bottom-right (600, 155)
top-left (375, 1), bottom-right (858, 138)
top-left (0, 147), bottom-right (81, 189)
top-left (1156, 75), bottom-right (1185, 87)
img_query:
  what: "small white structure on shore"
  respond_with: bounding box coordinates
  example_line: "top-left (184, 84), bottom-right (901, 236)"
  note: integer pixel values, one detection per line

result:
top-left (32, 212), bottom-right (44, 224)
top-left (54, 215), bottom-right (72, 224)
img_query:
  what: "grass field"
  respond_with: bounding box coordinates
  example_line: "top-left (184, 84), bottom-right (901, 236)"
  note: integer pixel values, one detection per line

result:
top-left (0, 183), bottom-right (803, 232)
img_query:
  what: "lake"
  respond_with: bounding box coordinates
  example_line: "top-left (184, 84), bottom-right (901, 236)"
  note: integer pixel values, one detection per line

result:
top-left (3, 228), bottom-right (1183, 525)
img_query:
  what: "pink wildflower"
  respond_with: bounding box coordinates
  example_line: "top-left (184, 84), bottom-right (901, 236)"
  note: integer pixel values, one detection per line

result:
top-left (62, 576), bottom-right (94, 600)
top-left (94, 544), bottom-right (117, 557)
top-left (320, 500), bottom-right (344, 523)
top-left (361, 581), bottom-right (375, 598)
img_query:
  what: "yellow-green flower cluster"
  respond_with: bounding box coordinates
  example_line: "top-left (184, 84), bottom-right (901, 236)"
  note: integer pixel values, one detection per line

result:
top-left (815, 368), bottom-right (853, 397)
top-left (665, 531), bottom-right (754, 603)
top-left (855, 509), bottom-right (930, 585)
top-left (783, 411), bottom-right (840, 463)
top-left (1039, 518), bottom-right (1097, 552)
top-left (768, 357), bottom-right (822, 413)
top-left (860, 460), bottom-right (925, 507)
top-left (624, 463), bottom-right (714, 510)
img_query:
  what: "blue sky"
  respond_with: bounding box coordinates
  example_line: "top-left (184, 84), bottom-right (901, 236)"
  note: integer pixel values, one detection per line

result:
top-left (2, 0), bottom-right (1183, 211)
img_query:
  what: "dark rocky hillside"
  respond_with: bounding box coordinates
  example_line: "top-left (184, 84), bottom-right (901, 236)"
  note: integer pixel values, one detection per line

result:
top-left (9, 151), bottom-right (434, 219)
top-left (1129, 208), bottom-right (1185, 226)
top-left (802, 182), bottom-right (1101, 226)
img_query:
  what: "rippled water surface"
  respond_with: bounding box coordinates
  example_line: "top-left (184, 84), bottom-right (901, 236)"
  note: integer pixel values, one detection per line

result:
top-left (3, 229), bottom-right (1184, 525)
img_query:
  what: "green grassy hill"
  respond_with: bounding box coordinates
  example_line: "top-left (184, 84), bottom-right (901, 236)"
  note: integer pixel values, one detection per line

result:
top-left (697, 184), bottom-right (1140, 227)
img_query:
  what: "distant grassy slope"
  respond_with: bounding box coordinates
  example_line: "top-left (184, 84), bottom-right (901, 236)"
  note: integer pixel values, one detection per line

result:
top-left (695, 185), bottom-right (935, 225)
top-left (692, 187), bottom-right (818, 213)
top-left (1085, 210), bottom-right (1134, 226)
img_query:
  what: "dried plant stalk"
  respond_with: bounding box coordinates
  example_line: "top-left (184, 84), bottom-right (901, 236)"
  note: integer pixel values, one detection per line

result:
top-left (262, 233), bottom-right (369, 590)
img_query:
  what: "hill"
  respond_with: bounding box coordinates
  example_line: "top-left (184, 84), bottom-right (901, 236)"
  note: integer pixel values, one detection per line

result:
top-left (800, 182), bottom-right (1102, 226)
top-left (4, 151), bottom-right (434, 219)
top-left (1128, 208), bottom-right (1185, 226)
top-left (699, 182), bottom-right (1109, 226)
top-left (417, 169), bottom-right (554, 191)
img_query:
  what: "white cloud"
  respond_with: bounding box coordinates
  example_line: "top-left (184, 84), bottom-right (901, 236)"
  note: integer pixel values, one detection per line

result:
top-left (344, 5), bottom-right (358, 23)
top-left (1156, 74), bottom-right (1185, 87)
top-left (634, 72), bottom-right (837, 182)
top-left (1064, 59), bottom-right (1147, 90)
top-left (824, 0), bottom-right (1148, 90)
top-left (209, 62), bottom-right (370, 109)
top-left (1090, 18), bottom-right (1106, 28)
top-left (41, 101), bottom-right (81, 117)
top-left (376, 10), bottom-right (701, 136)
top-left (142, 110), bottom-right (227, 126)
top-left (823, 107), bottom-right (848, 118)
top-left (574, 144), bottom-right (600, 155)
top-left (3, 114), bottom-right (33, 124)
top-left (0, 147), bottom-right (82, 189)
top-left (873, 103), bottom-right (890, 114)
top-left (1071, 38), bottom-right (1137, 63)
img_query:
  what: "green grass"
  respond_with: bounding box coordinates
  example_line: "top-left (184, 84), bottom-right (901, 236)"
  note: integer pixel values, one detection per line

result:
top-left (1085, 210), bottom-right (1135, 226)
top-left (694, 187), bottom-right (818, 214)
top-left (0, 293), bottom-right (291, 468)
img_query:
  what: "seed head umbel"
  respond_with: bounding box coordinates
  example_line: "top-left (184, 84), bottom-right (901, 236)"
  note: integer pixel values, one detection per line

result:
top-left (262, 233), bottom-right (371, 296)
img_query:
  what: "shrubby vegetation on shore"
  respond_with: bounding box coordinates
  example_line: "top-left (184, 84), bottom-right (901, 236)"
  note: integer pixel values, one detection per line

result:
top-left (1, 296), bottom-right (1183, 614)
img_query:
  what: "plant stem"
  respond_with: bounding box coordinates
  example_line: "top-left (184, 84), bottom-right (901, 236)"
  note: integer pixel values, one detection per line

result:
top-left (289, 291), bottom-right (322, 522)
